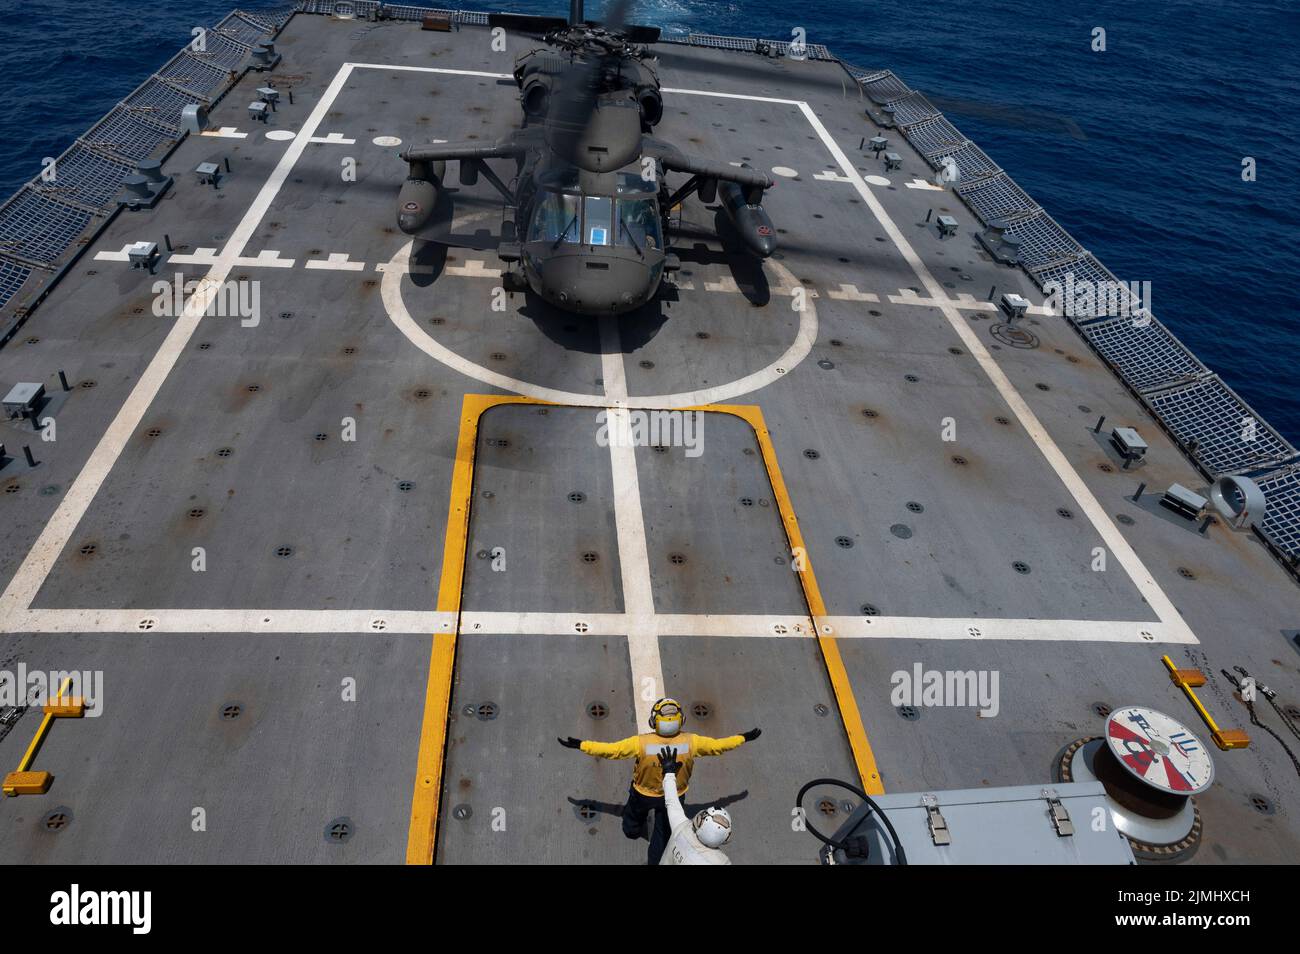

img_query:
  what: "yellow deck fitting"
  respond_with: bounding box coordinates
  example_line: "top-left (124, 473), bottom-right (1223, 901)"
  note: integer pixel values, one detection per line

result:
top-left (1161, 655), bottom-right (1250, 751)
top-left (1, 771), bottom-right (53, 796)
top-left (3, 677), bottom-right (81, 796)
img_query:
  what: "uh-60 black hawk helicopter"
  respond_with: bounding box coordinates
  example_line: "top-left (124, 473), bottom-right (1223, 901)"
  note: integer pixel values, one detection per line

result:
top-left (394, 0), bottom-right (779, 316)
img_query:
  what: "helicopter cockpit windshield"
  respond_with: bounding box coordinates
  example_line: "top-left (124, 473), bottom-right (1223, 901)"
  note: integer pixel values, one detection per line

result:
top-left (528, 173), bottom-right (662, 251)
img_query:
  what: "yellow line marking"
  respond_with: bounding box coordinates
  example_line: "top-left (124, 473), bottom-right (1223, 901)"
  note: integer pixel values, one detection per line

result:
top-left (407, 395), bottom-right (548, 864)
top-left (699, 404), bottom-right (884, 794)
top-left (406, 396), bottom-right (886, 862)
top-left (1161, 655), bottom-right (1251, 751)
top-left (4, 677), bottom-right (73, 797)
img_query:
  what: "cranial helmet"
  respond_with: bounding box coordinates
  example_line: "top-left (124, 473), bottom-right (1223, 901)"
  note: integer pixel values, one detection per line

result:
top-left (693, 807), bottom-right (733, 848)
top-left (649, 697), bottom-right (683, 738)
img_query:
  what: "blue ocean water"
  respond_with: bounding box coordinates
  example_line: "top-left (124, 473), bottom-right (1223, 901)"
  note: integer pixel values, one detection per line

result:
top-left (2, 1), bottom-right (1297, 441)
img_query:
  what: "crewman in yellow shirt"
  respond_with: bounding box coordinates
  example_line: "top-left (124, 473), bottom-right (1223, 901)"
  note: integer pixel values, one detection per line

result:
top-left (559, 697), bottom-right (760, 863)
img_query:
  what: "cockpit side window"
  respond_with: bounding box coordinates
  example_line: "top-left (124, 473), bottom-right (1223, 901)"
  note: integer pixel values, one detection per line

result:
top-left (616, 197), bottom-right (661, 250)
top-left (528, 192), bottom-right (580, 243)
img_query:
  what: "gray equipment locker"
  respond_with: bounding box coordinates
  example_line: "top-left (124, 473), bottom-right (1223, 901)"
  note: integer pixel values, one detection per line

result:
top-left (824, 781), bottom-right (1136, 865)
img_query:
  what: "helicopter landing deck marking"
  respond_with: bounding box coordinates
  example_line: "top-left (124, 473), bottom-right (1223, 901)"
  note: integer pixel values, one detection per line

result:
top-left (381, 238), bottom-right (819, 409)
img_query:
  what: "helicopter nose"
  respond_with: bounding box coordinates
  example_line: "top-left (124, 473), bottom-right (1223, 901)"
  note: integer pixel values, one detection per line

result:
top-left (540, 255), bottom-right (655, 315)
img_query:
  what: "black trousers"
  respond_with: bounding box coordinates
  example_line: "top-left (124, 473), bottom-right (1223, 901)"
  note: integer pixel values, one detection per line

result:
top-left (621, 785), bottom-right (671, 864)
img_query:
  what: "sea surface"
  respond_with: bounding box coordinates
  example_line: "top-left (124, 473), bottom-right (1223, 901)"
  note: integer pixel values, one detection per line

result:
top-left (2, 0), bottom-right (1297, 442)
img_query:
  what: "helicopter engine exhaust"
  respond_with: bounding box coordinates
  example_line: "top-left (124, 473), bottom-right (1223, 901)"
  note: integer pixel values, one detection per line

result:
top-left (717, 179), bottom-right (778, 258)
top-left (397, 159), bottom-right (445, 235)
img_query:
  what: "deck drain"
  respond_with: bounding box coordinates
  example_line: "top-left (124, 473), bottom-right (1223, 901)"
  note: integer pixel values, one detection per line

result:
top-left (414, 389), bottom-right (431, 399)
top-left (1249, 793), bottom-right (1276, 816)
top-left (78, 543), bottom-right (97, 556)
top-left (275, 546), bottom-right (293, 558)
top-left (324, 817), bottom-right (353, 844)
top-left (904, 374), bottom-right (919, 383)
top-left (145, 427), bottom-right (162, 438)
top-left (906, 501), bottom-right (924, 513)
top-left (1092, 702), bottom-right (1113, 717)
top-left (397, 480), bottom-right (414, 492)
top-left (42, 808), bottom-right (73, 832)
top-left (739, 497), bottom-right (754, 507)
top-left (652, 444), bottom-right (667, 453)
top-left (695, 331), bottom-right (710, 339)
top-left (430, 317), bottom-right (445, 325)
top-left (1078, 404), bottom-right (1093, 413)
top-left (814, 703), bottom-right (830, 717)
top-left (575, 802), bottom-right (597, 821)
top-left (889, 524), bottom-right (913, 539)
top-left (835, 536), bottom-right (854, 548)
top-left (1057, 507), bottom-right (1073, 519)
top-left (187, 508), bottom-right (205, 519)
top-left (1177, 567), bottom-right (1196, 580)
top-left (568, 491), bottom-right (585, 503)
top-left (581, 551), bottom-right (599, 564)
top-left (342, 346), bottom-right (356, 355)
top-left (818, 798), bottom-right (837, 816)
top-left (486, 438), bottom-right (510, 448)
top-left (1013, 561), bottom-right (1031, 574)
top-left (475, 702), bottom-right (498, 721)
top-left (314, 433), bottom-right (328, 441)
top-left (246, 384), bottom-right (260, 392)
top-left (948, 347), bottom-right (963, 355)
top-left (803, 449), bottom-right (820, 460)
top-left (668, 552), bottom-right (687, 565)
top-left (137, 617), bottom-right (156, 630)
top-left (490, 352), bottom-right (507, 361)
top-left (587, 702), bottom-right (608, 720)
top-left (951, 455), bottom-right (968, 466)
top-left (198, 342), bottom-right (211, 350)
top-left (639, 360), bottom-right (655, 369)
top-left (574, 621), bottom-right (589, 633)
top-left (995, 416), bottom-right (1011, 425)
top-left (691, 702), bottom-right (711, 719)
top-left (79, 380), bottom-right (96, 389)
top-left (220, 702), bottom-right (243, 720)
top-left (898, 705), bottom-right (920, 722)
top-left (817, 359), bottom-right (835, 370)
top-left (4, 484), bottom-right (18, 494)
top-left (370, 618), bottom-right (388, 631)
top-left (216, 447), bottom-right (233, 457)
top-left (861, 604), bottom-right (880, 616)
top-left (1035, 383), bottom-right (1051, 391)
top-left (452, 804), bottom-right (473, 821)
top-left (1283, 704), bottom-right (1300, 721)
top-left (861, 408), bottom-right (878, 418)
top-left (829, 338), bottom-right (843, 346)
top-left (1098, 463), bottom-right (1114, 473)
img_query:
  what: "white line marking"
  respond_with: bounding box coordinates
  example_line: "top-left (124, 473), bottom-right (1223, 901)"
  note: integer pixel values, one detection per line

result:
top-left (828, 283), bottom-right (879, 302)
top-left (93, 245), bottom-right (138, 262)
top-left (201, 127), bottom-right (248, 139)
top-left (905, 178), bottom-right (944, 190)
top-left (0, 63), bottom-right (358, 619)
top-left (308, 132), bottom-right (356, 145)
top-left (796, 100), bottom-right (1197, 645)
top-left (0, 608), bottom-right (1182, 643)
top-left (444, 259), bottom-right (501, 278)
top-left (305, 252), bottom-right (366, 271)
top-left (599, 318), bottom-right (664, 728)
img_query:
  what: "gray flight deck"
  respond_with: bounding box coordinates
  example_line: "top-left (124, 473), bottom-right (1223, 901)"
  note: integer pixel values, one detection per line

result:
top-left (1, 5), bottom-right (1298, 864)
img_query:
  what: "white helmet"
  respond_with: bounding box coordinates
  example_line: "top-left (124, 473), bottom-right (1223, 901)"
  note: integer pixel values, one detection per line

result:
top-left (692, 807), bottom-right (733, 848)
